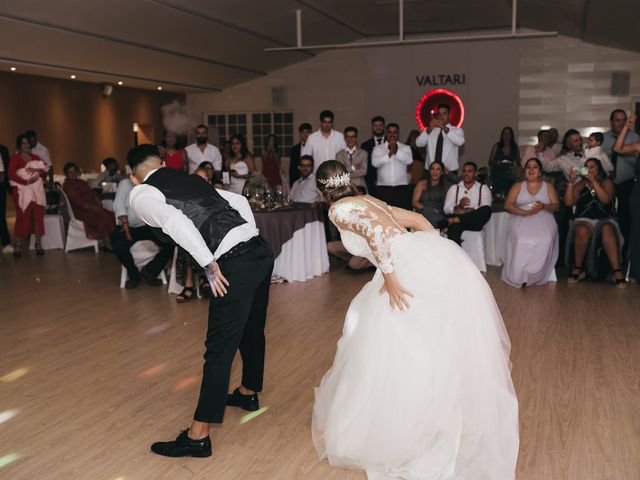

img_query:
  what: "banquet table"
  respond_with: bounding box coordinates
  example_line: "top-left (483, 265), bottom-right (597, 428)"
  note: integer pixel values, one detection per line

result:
top-left (253, 203), bottom-right (329, 282)
top-left (484, 203), bottom-right (511, 267)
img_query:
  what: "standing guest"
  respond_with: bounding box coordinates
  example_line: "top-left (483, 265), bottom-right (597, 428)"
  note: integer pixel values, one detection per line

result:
top-left (127, 144), bottom-right (273, 458)
top-left (549, 130), bottom-right (613, 178)
top-left (522, 130), bottom-right (557, 170)
top-left (336, 127), bottom-right (367, 192)
top-left (8, 134), bottom-right (47, 257)
top-left (261, 134), bottom-right (282, 190)
top-left (613, 113), bottom-right (640, 283)
top-left (602, 109), bottom-right (640, 243)
top-left (0, 143), bottom-right (11, 252)
top-left (111, 178), bottom-right (173, 289)
top-left (501, 158), bottom-right (559, 288)
top-left (564, 158), bottom-right (626, 287)
top-left (290, 155), bottom-right (322, 205)
top-left (372, 123), bottom-right (412, 209)
top-left (488, 126), bottom-right (521, 197)
top-left (547, 128), bottom-right (562, 156)
top-left (221, 139), bottom-right (231, 165)
top-left (302, 110), bottom-right (346, 173)
top-left (406, 129), bottom-right (426, 185)
top-left (412, 160), bottom-right (448, 226)
top-left (226, 134), bottom-right (255, 195)
top-left (62, 162), bottom-right (115, 247)
top-left (25, 130), bottom-right (53, 183)
top-left (438, 162), bottom-right (492, 245)
top-left (360, 115), bottom-right (386, 196)
top-left (416, 103), bottom-right (465, 183)
top-left (185, 124), bottom-right (222, 175)
top-left (289, 123), bottom-right (312, 187)
top-left (161, 131), bottom-right (186, 172)
top-left (96, 157), bottom-right (123, 184)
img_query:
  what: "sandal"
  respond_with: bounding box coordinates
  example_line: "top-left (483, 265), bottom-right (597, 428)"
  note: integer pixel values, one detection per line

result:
top-left (199, 277), bottom-right (211, 299)
top-left (176, 286), bottom-right (195, 303)
top-left (611, 269), bottom-right (628, 289)
top-left (567, 265), bottom-right (585, 284)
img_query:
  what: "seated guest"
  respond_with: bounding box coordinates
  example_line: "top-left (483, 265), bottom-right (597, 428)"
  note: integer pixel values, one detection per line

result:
top-left (489, 126), bottom-right (521, 197)
top-left (96, 157), bottom-right (123, 184)
top-left (290, 155), bottom-right (322, 205)
top-left (226, 134), bottom-right (255, 195)
top-left (438, 162), bottom-right (492, 245)
top-left (9, 134), bottom-right (47, 257)
top-left (501, 158), bottom-right (560, 288)
top-left (335, 126), bottom-right (367, 192)
top-left (289, 123), bottom-right (312, 187)
top-left (372, 123), bottom-right (412, 208)
top-left (62, 162), bottom-right (115, 247)
top-left (111, 178), bottom-right (173, 288)
top-left (159, 131), bottom-right (186, 171)
top-left (412, 160), bottom-right (447, 225)
top-left (564, 158), bottom-right (626, 288)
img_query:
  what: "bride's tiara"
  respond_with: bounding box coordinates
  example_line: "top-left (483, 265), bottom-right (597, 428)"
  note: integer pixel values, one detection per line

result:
top-left (318, 172), bottom-right (351, 189)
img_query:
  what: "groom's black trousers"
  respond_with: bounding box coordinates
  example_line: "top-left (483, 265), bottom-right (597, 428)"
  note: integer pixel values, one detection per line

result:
top-left (194, 236), bottom-right (274, 423)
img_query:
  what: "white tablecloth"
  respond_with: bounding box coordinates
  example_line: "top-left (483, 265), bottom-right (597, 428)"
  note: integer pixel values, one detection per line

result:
top-left (29, 214), bottom-right (65, 250)
top-left (272, 220), bottom-right (329, 282)
top-left (484, 211), bottom-right (511, 267)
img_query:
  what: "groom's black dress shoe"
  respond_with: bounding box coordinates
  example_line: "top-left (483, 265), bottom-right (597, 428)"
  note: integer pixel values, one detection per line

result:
top-left (226, 388), bottom-right (259, 411)
top-left (150, 429), bottom-right (212, 457)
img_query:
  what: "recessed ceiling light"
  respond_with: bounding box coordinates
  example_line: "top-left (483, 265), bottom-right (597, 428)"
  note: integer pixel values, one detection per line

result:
top-left (70, 74), bottom-right (76, 79)
top-left (157, 86), bottom-right (163, 91)
top-left (117, 81), bottom-right (123, 86)
top-left (10, 67), bottom-right (16, 72)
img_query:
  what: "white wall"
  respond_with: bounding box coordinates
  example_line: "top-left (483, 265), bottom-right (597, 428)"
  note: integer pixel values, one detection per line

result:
top-left (187, 34), bottom-right (640, 167)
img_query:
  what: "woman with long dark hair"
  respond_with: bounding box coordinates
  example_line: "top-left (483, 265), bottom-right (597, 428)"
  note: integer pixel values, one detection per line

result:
top-left (411, 160), bottom-right (447, 225)
top-left (261, 134), bottom-right (281, 190)
top-left (489, 126), bottom-right (521, 196)
top-left (311, 160), bottom-right (519, 479)
top-left (161, 131), bottom-right (186, 172)
top-left (226, 134), bottom-right (255, 195)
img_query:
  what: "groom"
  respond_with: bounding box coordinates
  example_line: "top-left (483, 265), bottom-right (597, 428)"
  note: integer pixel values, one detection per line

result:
top-left (127, 144), bottom-right (274, 457)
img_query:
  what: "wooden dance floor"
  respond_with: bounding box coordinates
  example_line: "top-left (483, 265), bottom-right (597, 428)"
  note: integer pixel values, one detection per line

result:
top-left (1, 250), bottom-right (639, 479)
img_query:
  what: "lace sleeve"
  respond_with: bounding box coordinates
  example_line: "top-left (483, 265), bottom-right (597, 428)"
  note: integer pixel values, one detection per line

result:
top-left (329, 200), bottom-right (403, 274)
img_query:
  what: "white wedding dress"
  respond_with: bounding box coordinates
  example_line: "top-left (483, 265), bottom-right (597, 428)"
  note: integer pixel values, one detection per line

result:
top-left (312, 196), bottom-right (519, 480)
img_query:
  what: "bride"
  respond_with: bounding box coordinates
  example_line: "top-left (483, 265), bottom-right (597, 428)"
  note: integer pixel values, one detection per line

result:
top-left (312, 161), bottom-right (519, 479)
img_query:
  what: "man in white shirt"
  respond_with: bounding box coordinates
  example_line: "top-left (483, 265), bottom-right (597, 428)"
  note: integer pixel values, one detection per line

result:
top-left (416, 104), bottom-right (465, 183)
top-left (302, 110), bottom-right (346, 173)
top-left (440, 162), bottom-right (492, 245)
top-left (290, 155), bottom-right (322, 205)
top-left (127, 144), bottom-right (273, 459)
top-left (110, 178), bottom-right (173, 289)
top-left (335, 126), bottom-right (368, 192)
top-left (185, 124), bottom-right (222, 175)
top-left (522, 130), bottom-right (558, 169)
top-left (372, 123), bottom-right (413, 209)
top-left (26, 130), bottom-right (53, 183)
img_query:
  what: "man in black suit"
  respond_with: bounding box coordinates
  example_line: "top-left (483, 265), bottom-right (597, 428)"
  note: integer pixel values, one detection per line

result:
top-left (288, 122), bottom-right (312, 187)
top-left (360, 115), bottom-right (386, 197)
top-left (0, 144), bottom-right (11, 251)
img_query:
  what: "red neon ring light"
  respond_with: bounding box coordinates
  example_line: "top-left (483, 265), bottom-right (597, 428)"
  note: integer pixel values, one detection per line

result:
top-left (415, 88), bottom-right (465, 130)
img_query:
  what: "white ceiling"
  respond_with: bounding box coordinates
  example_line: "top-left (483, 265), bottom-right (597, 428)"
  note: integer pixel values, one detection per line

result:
top-left (0, 0), bottom-right (636, 93)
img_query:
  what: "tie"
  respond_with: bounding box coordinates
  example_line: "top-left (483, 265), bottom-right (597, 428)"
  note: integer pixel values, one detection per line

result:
top-left (348, 151), bottom-right (353, 162)
top-left (377, 138), bottom-right (382, 145)
top-left (435, 131), bottom-right (444, 163)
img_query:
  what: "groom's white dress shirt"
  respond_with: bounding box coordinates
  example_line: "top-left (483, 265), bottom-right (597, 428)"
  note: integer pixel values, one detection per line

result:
top-left (129, 168), bottom-right (258, 267)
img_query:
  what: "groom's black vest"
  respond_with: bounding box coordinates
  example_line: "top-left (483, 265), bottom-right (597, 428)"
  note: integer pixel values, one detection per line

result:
top-left (144, 168), bottom-right (247, 254)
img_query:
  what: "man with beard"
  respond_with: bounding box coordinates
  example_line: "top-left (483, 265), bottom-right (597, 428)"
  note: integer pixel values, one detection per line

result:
top-left (302, 110), bottom-right (346, 173)
top-left (360, 115), bottom-right (386, 196)
top-left (185, 124), bottom-right (222, 175)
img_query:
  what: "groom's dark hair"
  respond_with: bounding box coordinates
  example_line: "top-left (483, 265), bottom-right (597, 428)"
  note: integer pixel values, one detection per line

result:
top-left (127, 144), bottom-right (160, 171)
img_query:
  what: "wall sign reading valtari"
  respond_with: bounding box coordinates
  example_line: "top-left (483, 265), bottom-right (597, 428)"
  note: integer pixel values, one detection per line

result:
top-left (416, 74), bottom-right (466, 86)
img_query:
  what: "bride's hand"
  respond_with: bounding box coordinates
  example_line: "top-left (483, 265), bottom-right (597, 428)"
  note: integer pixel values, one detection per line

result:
top-left (379, 272), bottom-right (414, 310)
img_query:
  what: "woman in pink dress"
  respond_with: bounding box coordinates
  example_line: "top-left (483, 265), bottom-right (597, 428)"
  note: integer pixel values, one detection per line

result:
top-left (261, 134), bottom-right (281, 190)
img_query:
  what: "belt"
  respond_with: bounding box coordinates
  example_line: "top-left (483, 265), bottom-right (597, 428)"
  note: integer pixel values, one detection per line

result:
top-left (217, 235), bottom-right (264, 263)
top-left (377, 184), bottom-right (408, 189)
